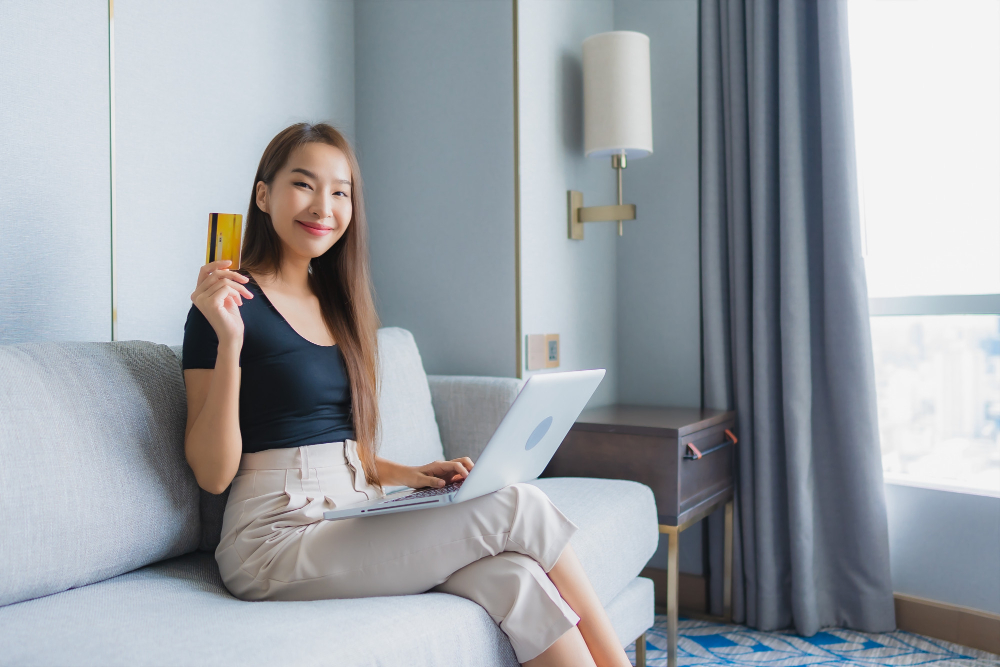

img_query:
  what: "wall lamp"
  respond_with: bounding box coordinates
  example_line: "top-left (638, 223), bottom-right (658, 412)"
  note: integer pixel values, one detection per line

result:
top-left (569, 30), bottom-right (653, 240)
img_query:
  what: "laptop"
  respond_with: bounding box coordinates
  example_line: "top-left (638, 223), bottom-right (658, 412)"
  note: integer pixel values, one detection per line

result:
top-left (322, 368), bottom-right (606, 521)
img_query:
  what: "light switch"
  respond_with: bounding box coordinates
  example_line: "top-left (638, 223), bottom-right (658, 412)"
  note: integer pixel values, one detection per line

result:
top-left (544, 334), bottom-right (560, 368)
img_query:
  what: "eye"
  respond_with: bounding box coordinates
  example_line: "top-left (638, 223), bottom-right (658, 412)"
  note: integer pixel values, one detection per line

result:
top-left (294, 181), bottom-right (312, 189)
top-left (334, 190), bottom-right (349, 197)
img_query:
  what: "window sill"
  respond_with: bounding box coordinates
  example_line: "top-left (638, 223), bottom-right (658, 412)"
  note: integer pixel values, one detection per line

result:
top-left (883, 472), bottom-right (1000, 499)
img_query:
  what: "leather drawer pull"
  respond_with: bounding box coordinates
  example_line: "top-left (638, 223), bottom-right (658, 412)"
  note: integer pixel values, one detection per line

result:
top-left (684, 429), bottom-right (737, 460)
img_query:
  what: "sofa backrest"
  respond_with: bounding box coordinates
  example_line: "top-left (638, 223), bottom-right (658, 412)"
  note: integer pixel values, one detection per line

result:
top-left (0, 340), bottom-right (201, 607)
top-left (374, 327), bottom-right (447, 466)
top-left (187, 326), bottom-right (447, 553)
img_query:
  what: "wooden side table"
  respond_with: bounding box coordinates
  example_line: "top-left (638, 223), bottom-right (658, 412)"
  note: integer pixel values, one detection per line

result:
top-left (540, 405), bottom-right (737, 667)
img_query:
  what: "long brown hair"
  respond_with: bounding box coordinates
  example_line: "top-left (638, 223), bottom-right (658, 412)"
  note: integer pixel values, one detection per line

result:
top-left (239, 122), bottom-right (382, 490)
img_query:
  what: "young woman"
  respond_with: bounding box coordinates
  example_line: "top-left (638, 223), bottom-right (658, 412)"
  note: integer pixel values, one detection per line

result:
top-left (181, 122), bottom-right (632, 667)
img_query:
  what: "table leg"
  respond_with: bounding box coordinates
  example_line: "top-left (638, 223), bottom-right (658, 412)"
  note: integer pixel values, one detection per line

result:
top-left (666, 527), bottom-right (678, 667)
top-left (635, 631), bottom-right (646, 667)
top-left (723, 500), bottom-right (733, 623)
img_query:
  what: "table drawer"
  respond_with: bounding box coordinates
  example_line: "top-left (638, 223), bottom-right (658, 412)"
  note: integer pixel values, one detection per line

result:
top-left (678, 422), bottom-right (734, 519)
top-left (542, 411), bottom-right (736, 527)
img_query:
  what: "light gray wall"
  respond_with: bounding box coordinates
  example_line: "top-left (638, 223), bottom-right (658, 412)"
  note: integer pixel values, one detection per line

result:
top-left (614, 0), bottom-right (701, 408)
top-left (0, 0), bottom-right (112, 344)
top-left (517, 0), bottom-right (619, 407)
top-left (885, 483), bottom-right (1000, 615)
top-left (611, 0), bottom-right (705, 575)
top-left (356, 0), bottom-right (517, 378)
top-left (114, 0), bottom-right (355, 346)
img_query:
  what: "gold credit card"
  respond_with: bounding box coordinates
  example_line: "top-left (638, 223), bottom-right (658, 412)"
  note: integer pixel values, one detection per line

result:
top-left (206, 213), bottom-right (243, 269)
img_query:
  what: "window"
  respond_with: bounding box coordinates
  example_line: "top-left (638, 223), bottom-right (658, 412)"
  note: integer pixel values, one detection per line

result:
top-left (849, 0), bottom-right (1000, 496)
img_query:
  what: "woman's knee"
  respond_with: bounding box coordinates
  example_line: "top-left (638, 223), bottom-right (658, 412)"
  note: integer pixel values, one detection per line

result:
top-left (434, 552), bottom-right (558, 619)
top-left (508, 481), bottom-right (553, 510)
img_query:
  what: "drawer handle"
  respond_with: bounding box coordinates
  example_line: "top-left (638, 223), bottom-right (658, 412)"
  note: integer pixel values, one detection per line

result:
top-left (684, 435), bottom-right (735, 460)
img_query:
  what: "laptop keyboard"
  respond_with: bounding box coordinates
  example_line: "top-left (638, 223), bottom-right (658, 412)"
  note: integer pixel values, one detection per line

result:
top-left (383, 479), bottom-right (464, 503)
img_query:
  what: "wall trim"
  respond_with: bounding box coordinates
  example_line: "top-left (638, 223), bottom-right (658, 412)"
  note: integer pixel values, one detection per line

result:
top-left (640, 567), bottom-right (708, 614)
top-left (894, 592), bottom-right (1000, 656)
top-left (511, 0), bottom-right (522, 379)
top-left (108, 0), bottom-right (118, 341)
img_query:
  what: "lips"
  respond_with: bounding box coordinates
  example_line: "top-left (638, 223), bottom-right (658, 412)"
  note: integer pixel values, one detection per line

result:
top-left (297, 220), bottom-right (333, 236)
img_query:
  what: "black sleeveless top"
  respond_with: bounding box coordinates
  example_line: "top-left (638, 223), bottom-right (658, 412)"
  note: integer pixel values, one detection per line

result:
top-left (181, 276), bottom-right (356, 453)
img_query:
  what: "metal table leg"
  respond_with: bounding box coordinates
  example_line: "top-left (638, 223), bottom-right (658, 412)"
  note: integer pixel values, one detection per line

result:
top-left (723, 499), bottom-right (733, 623)
top-left (657, 524), bottom-right (679, 667)
top-left (656, 496), bottom-right (735, 666)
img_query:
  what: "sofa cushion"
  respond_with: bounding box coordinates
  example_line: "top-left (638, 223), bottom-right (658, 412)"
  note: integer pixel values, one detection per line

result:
top-left (0, 341), bottom-right (201, 608)
top-left (0, 550), bottom-right (653, 667)
top-left (0, 551), bottom-right (523, 667)
top-left (0, 478), bottom-right (657, 666)
top-left (179, 326), bottom-right (447, 553)
top-left (373, 327), bottom-right (447, 466)
top-left (427, 374), bottom-right (524, 462)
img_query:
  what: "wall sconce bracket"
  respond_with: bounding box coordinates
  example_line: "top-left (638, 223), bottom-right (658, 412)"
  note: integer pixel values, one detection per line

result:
top-left (567, 190), bottom-right (636, 240)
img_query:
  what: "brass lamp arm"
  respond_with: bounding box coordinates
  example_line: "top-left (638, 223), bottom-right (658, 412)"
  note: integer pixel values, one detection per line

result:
top-left (567, 152), bottom-right (637, 240)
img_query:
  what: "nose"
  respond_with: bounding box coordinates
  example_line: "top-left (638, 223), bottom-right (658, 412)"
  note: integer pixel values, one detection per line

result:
top-left (309, 191), bottom-right (335, 221)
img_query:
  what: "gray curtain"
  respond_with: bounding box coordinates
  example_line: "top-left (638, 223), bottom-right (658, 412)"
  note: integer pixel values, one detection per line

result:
top-left (699, 0), bottom-right (896, 635)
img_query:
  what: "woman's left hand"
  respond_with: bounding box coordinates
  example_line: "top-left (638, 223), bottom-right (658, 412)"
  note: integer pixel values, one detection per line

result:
top-left (407, 457), bottom-right (475, 489)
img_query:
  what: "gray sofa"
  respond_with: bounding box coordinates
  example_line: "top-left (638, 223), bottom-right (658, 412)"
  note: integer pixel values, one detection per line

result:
top-left (0, 327), bottom-right (658, 666)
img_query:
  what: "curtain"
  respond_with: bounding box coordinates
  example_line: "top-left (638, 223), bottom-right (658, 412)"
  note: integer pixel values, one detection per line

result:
top-left (699, 0), bottom-right (896, 635)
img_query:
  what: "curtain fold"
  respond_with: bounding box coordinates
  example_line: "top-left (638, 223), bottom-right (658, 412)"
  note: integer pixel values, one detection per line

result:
top-left (699, 0), bottom-right (896, 635)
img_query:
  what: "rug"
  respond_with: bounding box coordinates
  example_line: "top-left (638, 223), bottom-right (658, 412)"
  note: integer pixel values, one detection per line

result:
top-left (623, 615), bottom-right (1000, 667)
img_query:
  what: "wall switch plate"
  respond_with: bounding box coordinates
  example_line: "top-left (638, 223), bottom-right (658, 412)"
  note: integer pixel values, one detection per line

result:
top-left (544, 333), bottom-right (560, 368)
top-left (526, 333), bottom-right (560, 370)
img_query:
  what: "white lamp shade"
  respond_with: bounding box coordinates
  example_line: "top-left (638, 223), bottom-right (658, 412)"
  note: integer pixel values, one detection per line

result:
top-left (582, 31), bottom-right (653, 159)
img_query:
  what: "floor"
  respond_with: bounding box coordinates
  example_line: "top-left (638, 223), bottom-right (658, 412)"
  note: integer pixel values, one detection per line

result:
top-left (624, 615), bottom-right (1000, 667)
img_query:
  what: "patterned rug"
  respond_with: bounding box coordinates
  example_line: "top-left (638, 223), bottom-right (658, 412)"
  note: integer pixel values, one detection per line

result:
top-left (623, 615), bottom-right (1000, 667)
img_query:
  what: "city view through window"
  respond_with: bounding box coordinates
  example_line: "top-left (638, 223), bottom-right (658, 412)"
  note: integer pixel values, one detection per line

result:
top-left (849, 0), bottom-right (1000, 495)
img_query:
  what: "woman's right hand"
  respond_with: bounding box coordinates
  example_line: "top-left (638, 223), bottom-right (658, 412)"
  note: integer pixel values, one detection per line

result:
top-left (190, 260), bottom-right (254, 346)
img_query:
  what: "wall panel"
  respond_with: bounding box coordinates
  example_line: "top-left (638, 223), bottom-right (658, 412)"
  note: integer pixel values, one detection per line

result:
top-left (356, 0), bottom-right (517, 377)
top-left (114, 0), bottom-right (355, 345)
top-left (0, 0), bottom-right (112, 344)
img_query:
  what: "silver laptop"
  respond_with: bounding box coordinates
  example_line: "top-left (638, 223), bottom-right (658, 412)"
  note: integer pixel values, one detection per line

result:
top-left (322, 368), bottom-right (606, 521)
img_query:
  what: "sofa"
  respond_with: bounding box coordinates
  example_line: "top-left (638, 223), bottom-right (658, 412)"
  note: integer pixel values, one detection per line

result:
top-left (0, 327), bottom-right (659, 666)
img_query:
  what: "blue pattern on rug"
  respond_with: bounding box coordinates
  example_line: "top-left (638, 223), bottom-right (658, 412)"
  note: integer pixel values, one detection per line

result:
top-left (623, 615), bottom-right (1000, 667)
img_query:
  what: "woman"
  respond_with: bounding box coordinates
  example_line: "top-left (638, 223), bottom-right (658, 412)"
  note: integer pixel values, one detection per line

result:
top-left (181, 122), bottom-right (632, 667)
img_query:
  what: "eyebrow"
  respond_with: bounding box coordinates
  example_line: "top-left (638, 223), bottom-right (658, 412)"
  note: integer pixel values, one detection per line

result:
top-left (290, 167), bottom-right (351, 187)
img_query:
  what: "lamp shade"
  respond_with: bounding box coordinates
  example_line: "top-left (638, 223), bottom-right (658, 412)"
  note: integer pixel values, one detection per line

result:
top-left (582, 31), bottom-right (652, 159)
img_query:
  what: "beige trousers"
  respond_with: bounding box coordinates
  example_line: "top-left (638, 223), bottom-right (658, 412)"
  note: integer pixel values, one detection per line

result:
top-left (215, 440), bottom-right (582, 664)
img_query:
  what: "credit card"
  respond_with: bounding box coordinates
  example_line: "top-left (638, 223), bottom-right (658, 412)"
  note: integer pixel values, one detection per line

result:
top-left (206, 213), bottom-right (243, 269)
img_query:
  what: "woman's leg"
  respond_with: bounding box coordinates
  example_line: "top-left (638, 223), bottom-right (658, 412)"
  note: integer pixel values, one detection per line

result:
top-left (526, 543), bottom-right (633, 667)
top-left (225, 481), bottom-right (578, 603)
top-left (430, 551), bottom-right (586, 665)
top-left (522, 625), bottom-right (596, 667)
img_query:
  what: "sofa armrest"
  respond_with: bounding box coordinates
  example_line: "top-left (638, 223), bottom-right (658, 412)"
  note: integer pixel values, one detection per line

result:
top-left (427, 374), bottom-right (525, 462)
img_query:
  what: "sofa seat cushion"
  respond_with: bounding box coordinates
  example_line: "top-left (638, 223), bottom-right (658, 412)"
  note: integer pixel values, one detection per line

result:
top-left (0, 551), bottom-right (521, 667)
top-left (0, 478), bottom-right (657, 666)
top-left (525, 477), bottom-right (659, 606)
top-left (0, 556), bottom-right (654, 667)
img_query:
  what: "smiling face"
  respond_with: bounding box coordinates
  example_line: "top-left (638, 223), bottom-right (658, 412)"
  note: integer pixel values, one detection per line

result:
top-left (255, 142), bottom-right (353, 262)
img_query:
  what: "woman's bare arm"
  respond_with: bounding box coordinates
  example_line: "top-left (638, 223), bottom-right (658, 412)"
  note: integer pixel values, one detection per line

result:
top-left (375, 454), bottom-right (475, 489)
top-left (183, 341), bottom-right (243, 494)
